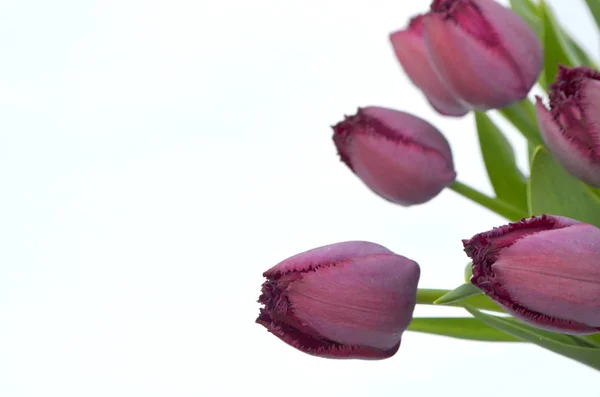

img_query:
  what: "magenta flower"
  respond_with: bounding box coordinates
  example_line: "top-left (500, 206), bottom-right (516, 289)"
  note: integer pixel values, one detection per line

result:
top-left (421, 0), bottom-right (542, 110)
top-left (256, 241), bottom-right (420, 359)
top-left (535, 66), bottom-right (600, 187)
top-left (332, 107), bottom-right (456, 206)
top-left (390, 15), bottom-right (469, 117)
top-left (464, 215), bottom-right (600, 335)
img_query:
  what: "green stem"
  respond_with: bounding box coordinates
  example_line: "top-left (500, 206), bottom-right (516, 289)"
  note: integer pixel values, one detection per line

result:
top-left (450, 181), bottom-right (528, 221)
top-left (498, 99), bottom-right (544, 147)
top-left (416, 289), bottom-right (449, 305)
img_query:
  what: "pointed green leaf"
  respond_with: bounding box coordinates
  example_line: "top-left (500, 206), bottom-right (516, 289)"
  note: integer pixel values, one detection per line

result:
top-left (585, 0), bottom-right (600, 33)
top-left (528, 146), bottom-right (600, 226)
top-left (475, 112), bottom-right (528, 210)
top-left (465, 307), bottom-right (600, 371)
top-left (408, 317), bottom-right (521, 342)
top-left (498, 100), bottom-right (543, 147)
top-left (464, 262), bottom-right (473, 283)
top-left (416, 289), bottom-right (504, 313)
top-left (434, 283), bottom-right (481, 305)
top-left (540, 0), bottom-right (584, 86)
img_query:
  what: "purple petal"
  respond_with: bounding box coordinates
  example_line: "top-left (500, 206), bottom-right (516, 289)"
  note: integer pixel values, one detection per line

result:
top-left (423, 10), bottom-right (532, 109)
top-left (361, 106), bottom-right (454, 160)
top-left (332, 107), bottom-right (456, 206)
top-left (580, 79), bottom-right (600, 153)
top-left (256, 303), bottom-right (397, 359)
top-left (536, 97), bottom-right (600, 186)
top-left (264, 241), bottom-right (392, 278)
top-left (389, 18), bottom-right (469, 117)
top-left (472, 0), bottom-right (542, 92)
top-left (464, 215), bottom-right (600, 334)
top-left (288, 253), bottom-right (420, 350)
top-left (494, 223), bottom-right (600, 329)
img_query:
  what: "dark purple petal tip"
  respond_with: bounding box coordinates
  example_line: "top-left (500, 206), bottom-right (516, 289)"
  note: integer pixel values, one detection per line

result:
top-left (257, 241), bottom-right (420, 359)
top-left (331, 107), bottom-right (455, 206)
top-left (464, 215), bottom-right (600, 334)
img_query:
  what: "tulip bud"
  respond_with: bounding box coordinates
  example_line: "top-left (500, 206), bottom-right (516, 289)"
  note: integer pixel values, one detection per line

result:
top-left (464, 215), bottom-right (600, 334)
top-left (332, 107), bottom-right (456, 206)
top-left (422, 0), bottom-right (543, 110)
top-left (256, 241), bottom-right (420, 359)
top-left (390, 16), bottom-right (469, 117)
top-left (535, 66), bottom-right (600, 187)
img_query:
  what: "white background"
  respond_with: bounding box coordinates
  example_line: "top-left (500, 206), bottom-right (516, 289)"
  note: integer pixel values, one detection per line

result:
top-left (0, 0), bottom-right (598, 396)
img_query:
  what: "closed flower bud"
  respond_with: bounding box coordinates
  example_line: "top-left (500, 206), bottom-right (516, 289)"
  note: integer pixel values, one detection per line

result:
top-left (332, 107), bottom-right (456, 206)
top-left (535, 66), bottom-right (600, 187)
top-left (256, 241), bottom-right (420, 359)
top-left (390, 15), bottom-right (469, 117)
top-left (464, 215), bottom-right (600, 334)
top-left (422, 0), bottom-right (543, 110)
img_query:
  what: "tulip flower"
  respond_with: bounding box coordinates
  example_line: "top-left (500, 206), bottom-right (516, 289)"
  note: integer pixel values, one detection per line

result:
top-left (332, 106), bottom-right (456, 206)
top-left (535, 66), bottom-right (600, 187)
top-left (464, 215), bottom-right (600, 335)
top-left (390, 15), bottom-right (469, 117)
top-left (256, 241), bottom-right (420, 359)
top-left (421, 0), bottom-right (543, 110)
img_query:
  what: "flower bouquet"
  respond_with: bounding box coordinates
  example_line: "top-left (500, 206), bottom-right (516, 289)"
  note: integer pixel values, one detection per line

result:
top-left (256, 0), bottom-right (600, 371)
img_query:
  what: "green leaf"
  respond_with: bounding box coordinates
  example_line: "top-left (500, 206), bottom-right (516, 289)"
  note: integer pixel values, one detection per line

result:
top-left (434, 283), bottom-right (482, 305)
top-left (591, 187), bottom-right (600, 200)
top-left (498, 100), bottom-right (543, 147)
top-left (528, 146), bottom-right (600, 227)
top-left (510, 0), bottom-right (538, 15)
top-left (475, 112), bottom-right (528, 210)
top-left (408, 317), bottom-right (521, 342)
top-left (464, 262), bottom-right (473, 283)
top-left (585, 0), bottom-right (600, 33)
top-left (527, 141), bottom-right (537, 167)
top-left (584, 333), bottom-right (600, 348)
top-left (416, 289), bottom-right (504, 313)
top-left (540, 0), bottom-right (584, 86)
top-left (465, 307), bottom-right (600, 371)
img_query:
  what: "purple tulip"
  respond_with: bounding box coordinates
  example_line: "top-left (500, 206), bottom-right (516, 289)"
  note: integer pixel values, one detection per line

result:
top-left (390, 15), bottom-right (469, 117)
top-left (421, 0), bottom-right (542, 110)
top-left (256, 241), bottom-right (420, 359)
top-left (332, 106), bottom-right (456, 206)
top-left (535, 66), bottom-right (600, 187)
top-left (464, 215), bottom-right (600, 334)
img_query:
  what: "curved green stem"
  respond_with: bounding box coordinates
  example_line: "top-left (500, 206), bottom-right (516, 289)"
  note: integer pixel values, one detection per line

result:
top-left (450, 181), bottom-right (528, 221)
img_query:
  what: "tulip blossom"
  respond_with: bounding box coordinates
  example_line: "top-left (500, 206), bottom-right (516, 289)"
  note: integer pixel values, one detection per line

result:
top-left (332, 106), bottom-right (456, 206)
top-left (256, 241), bottom-right (420, 359)
top-left (390, 15), bottom-right (469, 117)
top-left (421, 0), bottom-right (543, 110)
top-left (535, 66), bottom-right (600, 187)
top-left (464, 215), bottom-right (600, 334)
